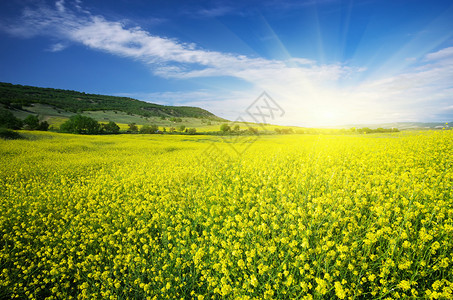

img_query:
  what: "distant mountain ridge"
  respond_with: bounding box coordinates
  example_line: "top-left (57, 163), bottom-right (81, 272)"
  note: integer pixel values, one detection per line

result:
top-left (0, 82), bottom-right (223, 120)
top-left (333, 121), bottom-right (451, 130)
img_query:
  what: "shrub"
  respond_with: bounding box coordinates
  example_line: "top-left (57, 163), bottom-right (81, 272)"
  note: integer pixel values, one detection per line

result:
top-left (23, 115), bottom-right (49, 131)
top-left (102, 121), bottom-right (120, 134)
top-left (248, 127), bottom-right (258, 134)
top-left (0, 128), bottom-right (22, 140)
top-left (187, 128), bottom-right (197, 135)
top-left (60, 115), bottom-right (100, 134)
top-left (23, 115), bottom-right (40, 130)
top-left (37, 121), bottom-right (49, 131)
top-left (140, 124), bottom-right (159, 134)
top-left (0, 109), bottom-right (22, 130)
top-left (220, 124), bottom-right (231, 132)
top-left (128, 123), bottom-right (138, 132)
top-left (170, 117), bottom-right (182, 123)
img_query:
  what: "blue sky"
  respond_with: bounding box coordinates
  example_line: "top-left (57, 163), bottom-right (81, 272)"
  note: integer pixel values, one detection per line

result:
top-left (1, 0), bottom-right (453, 126)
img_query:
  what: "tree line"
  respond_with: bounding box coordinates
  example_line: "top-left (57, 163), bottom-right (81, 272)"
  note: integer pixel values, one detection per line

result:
top-left (59, 115), bottom-right (199, 135)
top-left (0, 109), bottom-right (49, 131)
top-left (0, 109), bottom-right (50, 139)
top-left (1, 109), bottom-right (402, 140)
top-left (127, 123), bottom-right (197, 135)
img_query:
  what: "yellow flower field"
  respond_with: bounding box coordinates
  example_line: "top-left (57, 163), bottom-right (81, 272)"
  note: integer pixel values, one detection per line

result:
top-left (1, 130), bottom-right (452, 299)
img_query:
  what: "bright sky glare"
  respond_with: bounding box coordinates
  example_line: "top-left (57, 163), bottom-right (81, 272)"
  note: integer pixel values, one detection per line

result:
top-left (0, 0), bottom-right (452, 126)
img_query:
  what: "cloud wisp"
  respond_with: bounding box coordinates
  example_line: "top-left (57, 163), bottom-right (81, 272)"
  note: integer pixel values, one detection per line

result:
top-left (1, 1), bottom-right (357, 81)
top-left (2, 0), bottom-right (453, 125)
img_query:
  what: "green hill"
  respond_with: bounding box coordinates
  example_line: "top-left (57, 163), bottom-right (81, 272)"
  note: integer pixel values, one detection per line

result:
top-left (0, 82), bottom-right (223, 120)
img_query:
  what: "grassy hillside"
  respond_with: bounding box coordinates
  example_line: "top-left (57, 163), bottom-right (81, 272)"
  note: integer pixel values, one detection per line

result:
top-left (0, 82), bottom-right (224, 120)
top-left (0, 102), bottom-right (225, 130)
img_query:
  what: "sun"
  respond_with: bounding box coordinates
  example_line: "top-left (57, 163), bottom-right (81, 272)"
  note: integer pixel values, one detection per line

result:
top-left (321, 110), bottom-right (337, 121)
top-left (312, 109), bottom-right (343, 126)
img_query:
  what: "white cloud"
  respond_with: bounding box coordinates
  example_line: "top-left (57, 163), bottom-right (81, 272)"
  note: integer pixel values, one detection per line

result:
top-left (48, 42), bottom-right (67, 52)
top-left (55, 0), bottom-right (65, 13)
top-left (2, 1), bottom-right (351, 82)
top-left (425, 47), bottom-right (453, 61)
top-left (1, 0), bottom-right (453, 125)
top-left (197, 6), bottom-right (234, 17)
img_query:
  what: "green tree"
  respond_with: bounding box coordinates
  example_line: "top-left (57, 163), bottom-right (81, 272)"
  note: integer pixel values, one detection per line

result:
top-left (171, 117), bottom-right (183, 123)
top-left (23, 115), bottom-right (40, 130)
top-left (128, 123), bottom-right (138, 132)
top-left (178, 125), bottom-right (186, 132)
top-left (0, 128), bottom-right (22, 140)
top-left (37, 121), bottom-right (49, 131)
top-left (358, 127), bottom-right (372, 134)
top-left (140, 124), bottom-right (159, 134)
top-left (151, 124), bottom-right (159, 132)
top-left (220, 124), bottom-right (231, 132)
top-left (102, 121), bottom-right (120, 134)
top-left (0, 109), bottom-right (22, 130)
top-left (248, 127), bottom-right (258, 134)
top-left (187, 128), bottom-right (197, 135)
top-left (280, 128), bottom-right (294, 134)
top-left (60, 115), bottom-right (100, 134)
top-left (10, 103), bottom-right (22, 110)
top-left (23, 115), bottom-right (49, 131)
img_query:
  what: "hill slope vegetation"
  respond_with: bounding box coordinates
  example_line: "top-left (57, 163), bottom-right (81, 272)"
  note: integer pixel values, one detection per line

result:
top-left (0, 82), bottom-right (223, 120)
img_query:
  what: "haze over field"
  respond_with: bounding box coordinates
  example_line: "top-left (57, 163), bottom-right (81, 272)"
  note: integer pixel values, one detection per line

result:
top-left (0, 0), bottom-right (452, 126)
